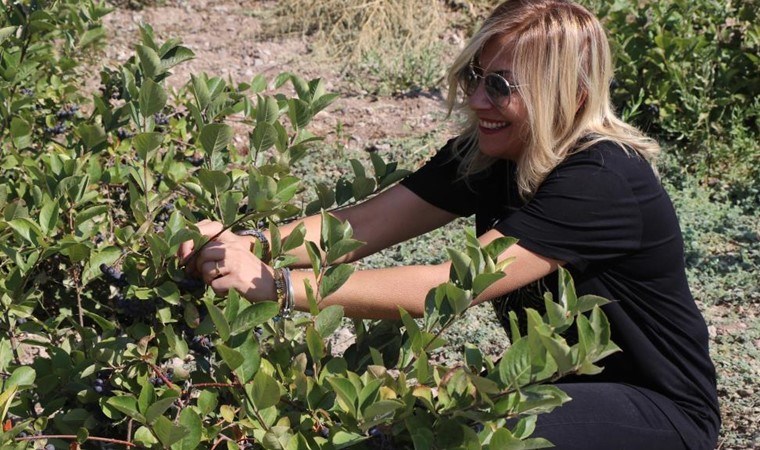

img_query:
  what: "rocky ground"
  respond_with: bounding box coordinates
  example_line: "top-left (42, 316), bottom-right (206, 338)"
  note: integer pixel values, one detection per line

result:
top-left (96, 1), bottom-right (760, 448)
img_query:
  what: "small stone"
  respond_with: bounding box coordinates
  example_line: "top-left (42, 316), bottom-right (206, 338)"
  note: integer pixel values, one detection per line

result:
top-left (707, 325), bottom-right (717, 339)
top-left (737, 388), bottom-right (754, 398)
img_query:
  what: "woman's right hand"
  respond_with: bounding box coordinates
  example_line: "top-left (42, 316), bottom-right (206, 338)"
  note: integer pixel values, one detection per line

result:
top-left (177, 220), bottom-right (276, 302)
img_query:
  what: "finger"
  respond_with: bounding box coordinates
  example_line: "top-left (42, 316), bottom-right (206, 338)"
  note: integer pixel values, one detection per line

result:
top-left (196, 220), bottom-right (223, 236)
top-left (210, 276), bottom-right (230, 297)
top-left (201, 259), bottom-right (227, 284)
top-left (177, 240), bottom-right (195, 262)
top-left (195, 244), bottom-right (229, 273)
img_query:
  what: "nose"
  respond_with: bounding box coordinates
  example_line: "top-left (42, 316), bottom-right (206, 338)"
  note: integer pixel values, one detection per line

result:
top-left (467, 80), bottom-right (491, 111)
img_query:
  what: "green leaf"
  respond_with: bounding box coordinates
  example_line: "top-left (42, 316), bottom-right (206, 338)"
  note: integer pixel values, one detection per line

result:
top-left (205, 300), bottom-right (230, 341)
top-left (576, 294), bottom-right (611, 314)
top-left (233, 334), bottom-right (260, 383)
top-left (315, 305), bottom-right (344, 338)
top-left (325, 238), bottom-right (364, 265)
top-left (488, 428), bottom-right (523, 450)
top-left (146, 396), bottom-right (179, 424)
top-left (319, 264), bottom-right (354, 300)
top-left (473, 272), bottom-right (505, 296)
top-left (256, 95), bottom-right (280, 124)
top-left (76, 427), bottom-right (89, 444)
top-left (10, 117), bottom-right (31, 149)
top-left (288, 98), bottom-right (311, 129)
top-left (306, 325), bottom-right (325, 361)
top-left (139, 78), bottom-right (167, 117)
top-left (197, 391), bottom-right (218, 416)
top-left (231, 302), bottom-right (280, 334)
top-left (498, 339), bottom-right (531, 389)
top-left (216, 344), bottom-right (244, 371)
top-left (362, 400), bottom-right (403, 425)
top-left (152, 415), bottom-right (187, 448)
top-left (326, 377), bottom-right (357, 416)
top-left (8, 218), bottom-right (42, 245)
top-left (0, 26), bottom-right (17, 44)
top-left (107, 395), bottom-right (144, 422)
top-left (171, 408), bottom-right (202, 450)
top-left (200, 123), bottom-right (234, 157)
top-left (161, 45), bottom-right (195, 71)
top-left (137, 44), bottom-right (163, 79)
top-left (133, 132), bottom-right (164, 160)
top-left (79, 27), bottom-right (105, 48)
top-left (249, 371), bottom-right (280, 410)
top-left (197, 169), bottom-right (231, 196)
top-left (557, 267), bottom-right (578, 312)
top-left (134, 426), bottom-right (159, 447)
top-left (447, 248), bottom-right (473, 290)
top-left (191, 74), bottom-right (211, 110)
top-left (138, 383), bottom-right (155, 415)
top-left (484, 236), bottom-right (519, 259)
top-left (77, 124), bottom-right (107, 151)
top-left (38, 200), bottom-right (59, 235)
top-left (6, 366), bottom-right (35, 389)
top-left (250, 122), bottom-right (277, 153)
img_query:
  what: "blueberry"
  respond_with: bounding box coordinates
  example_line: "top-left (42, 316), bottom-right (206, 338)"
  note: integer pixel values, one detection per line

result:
top-left (45, 444), bottom-right (54, 450)
top-left (116, 128), bottom-right (133, 140)
top-left (154, 112), bottom-right (169, 126)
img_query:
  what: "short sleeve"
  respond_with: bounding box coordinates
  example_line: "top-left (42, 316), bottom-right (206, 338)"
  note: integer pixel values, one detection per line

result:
top-left (400, 139), bottom-right (478, 217)
top-left (495, 154), bottom-right (643, 271)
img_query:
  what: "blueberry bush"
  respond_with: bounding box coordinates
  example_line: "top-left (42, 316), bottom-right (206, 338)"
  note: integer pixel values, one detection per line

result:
top-left (0, 2), bottom-right (620, 449)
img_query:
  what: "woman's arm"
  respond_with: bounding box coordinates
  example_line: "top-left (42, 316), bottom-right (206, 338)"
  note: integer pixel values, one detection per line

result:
top-left (177, 184), bottom-right (458, 270)
top-left (196, 228), bottom-right (562, 319)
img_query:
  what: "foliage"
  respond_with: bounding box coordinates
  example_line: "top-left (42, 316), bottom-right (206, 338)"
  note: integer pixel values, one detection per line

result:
top-left (0, 3), bottom-right (621, 449)
top-left (666, 180), bottom-right (760, 306)
top-left (582, 0), bottom-right (759, 204)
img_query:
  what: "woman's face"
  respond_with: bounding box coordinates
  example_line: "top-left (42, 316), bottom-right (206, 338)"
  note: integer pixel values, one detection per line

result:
top-left (467, 36), bottom-right (530, 161)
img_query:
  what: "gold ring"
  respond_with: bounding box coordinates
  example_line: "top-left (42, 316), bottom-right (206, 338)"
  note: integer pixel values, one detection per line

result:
top-left (214, 261), bottom-right (221, 277)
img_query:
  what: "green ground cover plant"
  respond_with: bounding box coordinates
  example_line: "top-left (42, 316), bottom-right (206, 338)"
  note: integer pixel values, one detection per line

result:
top-left (0, 2), bottom-right (621, 449)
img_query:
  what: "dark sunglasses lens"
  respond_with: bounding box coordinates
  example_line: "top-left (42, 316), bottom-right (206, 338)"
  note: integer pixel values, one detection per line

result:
top-left (484, 74), bottom-right (511, 102)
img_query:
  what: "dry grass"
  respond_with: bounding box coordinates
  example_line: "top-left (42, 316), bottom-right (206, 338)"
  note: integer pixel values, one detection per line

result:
top-left (267, 0), bottom-right (451, 65)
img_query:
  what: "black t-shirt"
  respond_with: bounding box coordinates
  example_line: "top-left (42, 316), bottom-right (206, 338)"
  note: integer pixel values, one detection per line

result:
top-left (400, 139), bottom-right (720, 449)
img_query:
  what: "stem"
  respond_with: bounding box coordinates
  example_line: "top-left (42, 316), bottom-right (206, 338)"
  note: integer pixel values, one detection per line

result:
top-left (147, 362), bottom-right (176, 389)
top-left (1, 311), bottom-right (21, 366)
top-left (73, 264), bottom-right (84, 328)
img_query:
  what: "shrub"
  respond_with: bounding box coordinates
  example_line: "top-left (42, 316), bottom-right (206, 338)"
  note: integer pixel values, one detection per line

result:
top-left (0, 3), bottom-right (619, 449)
top-left (583, 0), bottom-right (759, 203)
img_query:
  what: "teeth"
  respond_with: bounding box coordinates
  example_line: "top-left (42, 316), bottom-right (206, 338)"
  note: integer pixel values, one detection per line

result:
top-left (480, 120), bottom-right (508, 129)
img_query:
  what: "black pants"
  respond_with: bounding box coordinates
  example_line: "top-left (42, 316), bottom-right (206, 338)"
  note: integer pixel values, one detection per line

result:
top-left (527, 383), bottom-right (689, 450)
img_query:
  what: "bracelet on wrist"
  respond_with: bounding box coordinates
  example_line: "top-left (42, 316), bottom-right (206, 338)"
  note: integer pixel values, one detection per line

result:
top-left (236, 229), bottom-right (271, 263)
top-left (272, 267), bottom-right (294, 319)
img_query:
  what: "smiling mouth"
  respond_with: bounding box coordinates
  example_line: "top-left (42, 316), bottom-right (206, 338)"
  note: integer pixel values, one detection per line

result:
top-left (479, 119), bottom-right (509, 130)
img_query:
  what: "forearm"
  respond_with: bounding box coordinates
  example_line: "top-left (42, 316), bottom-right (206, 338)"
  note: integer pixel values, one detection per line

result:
top-left (289, 263), bottom-right (450, 319)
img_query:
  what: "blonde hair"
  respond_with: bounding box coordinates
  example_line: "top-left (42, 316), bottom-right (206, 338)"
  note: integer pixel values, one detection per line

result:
top-left (446, 0), bottom-right (660, 198)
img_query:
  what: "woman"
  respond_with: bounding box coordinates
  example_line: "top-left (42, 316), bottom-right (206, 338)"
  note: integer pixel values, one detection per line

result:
top-left (178, 0), bottom-right (720, 448)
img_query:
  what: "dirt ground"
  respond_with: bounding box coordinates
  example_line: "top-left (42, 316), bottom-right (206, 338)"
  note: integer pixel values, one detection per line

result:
top-left (98, 1), bottom-right (759, 448)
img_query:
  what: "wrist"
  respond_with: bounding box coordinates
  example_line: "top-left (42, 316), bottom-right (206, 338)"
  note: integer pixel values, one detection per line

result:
top-left (236, 228), bottom-right (271, 263)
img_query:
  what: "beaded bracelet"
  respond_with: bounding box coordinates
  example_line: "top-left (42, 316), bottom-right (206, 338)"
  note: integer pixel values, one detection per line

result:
top-left (272, 267), bottom-right (294, 319)
top-left (236, 229), bottom-right (271, 263)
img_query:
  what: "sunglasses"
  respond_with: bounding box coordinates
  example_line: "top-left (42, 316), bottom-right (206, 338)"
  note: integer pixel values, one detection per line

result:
top-left (458, 63), bottom-right (523, 106)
